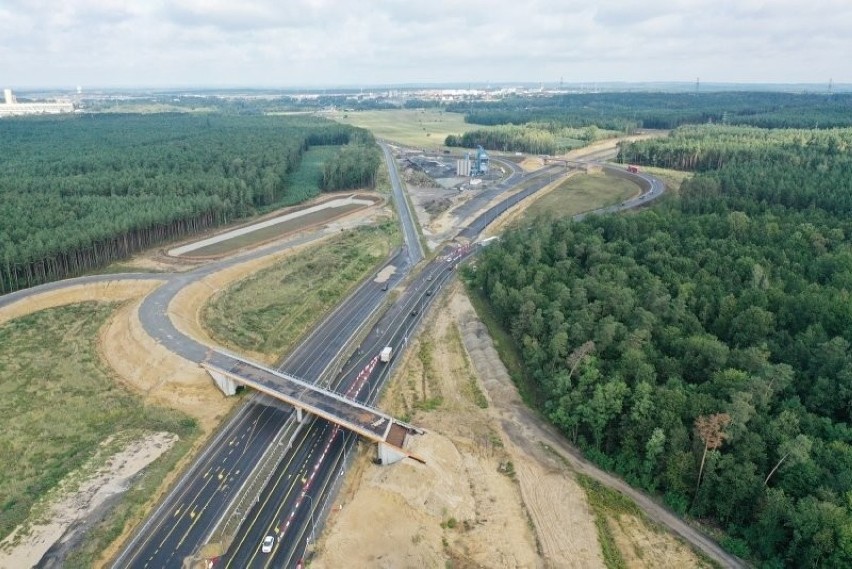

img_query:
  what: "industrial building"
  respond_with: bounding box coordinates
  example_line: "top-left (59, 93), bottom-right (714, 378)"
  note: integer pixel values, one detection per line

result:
top-left (456, 145), bottom-right (489, 177)
top-left (0, 88), bottom-right (74, 117)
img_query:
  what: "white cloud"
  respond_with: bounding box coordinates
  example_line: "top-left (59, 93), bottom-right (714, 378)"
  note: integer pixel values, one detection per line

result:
top-left (0, 0), bottom-right (849, 87)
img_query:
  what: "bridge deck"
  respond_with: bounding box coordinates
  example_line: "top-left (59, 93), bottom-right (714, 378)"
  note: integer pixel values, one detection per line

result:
top-left (202, 353), bottom-right (421, 457)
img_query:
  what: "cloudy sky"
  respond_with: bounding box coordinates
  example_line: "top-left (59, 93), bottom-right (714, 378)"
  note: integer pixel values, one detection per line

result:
top-left (1, 0), bottom-right (849, 88)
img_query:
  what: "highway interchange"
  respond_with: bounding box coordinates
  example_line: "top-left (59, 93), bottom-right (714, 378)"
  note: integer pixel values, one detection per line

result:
top-left (0, 147), bottom-right (671, 568)
top-left (113, 150), bottom-right (664, 568)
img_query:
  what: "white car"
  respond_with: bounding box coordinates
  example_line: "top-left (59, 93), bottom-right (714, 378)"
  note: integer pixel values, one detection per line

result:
top-left (261, 535), bottom-right (275, 553)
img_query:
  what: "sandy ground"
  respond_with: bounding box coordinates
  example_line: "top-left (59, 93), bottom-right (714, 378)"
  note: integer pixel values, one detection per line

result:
top-left (101, 299), bottom-right (235, 433)
top-left (313, 286), bottom-right (542, 569)
top-left (0, 432), bottom-right (177, 569)
top-left (563, 132), bottom-right (667, 162)
top-left (169, 235), bottom-right (335, 365)
top-left (519, 156), bottom-right (545, 171)
top-left (406, 183), bottom-right (471, 245)
top-left (0, 280), bottom-right (163, 326)
top-left (0, 278), bottom-right (235, 434)
top-left (0, 192), bottom-right (391, 567)
top-left (169, 199), bottom-right (390, 365)
top-left (312, 283), bottom-right (712, 569)
top-left (455, 287), bottom-right (604, 569)
top-left (0, 279), bottom-right (238, 568)
top-left (116, 192), bottom-right (383, 272)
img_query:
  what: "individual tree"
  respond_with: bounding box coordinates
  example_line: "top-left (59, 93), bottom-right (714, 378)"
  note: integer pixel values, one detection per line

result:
top-left (694, 413), bottom-right (731, 497)
top-left (764, 434), bottom-right (813, 486)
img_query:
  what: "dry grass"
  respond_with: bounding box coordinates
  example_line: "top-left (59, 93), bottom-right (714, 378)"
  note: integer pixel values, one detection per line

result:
top-left (519, 172), bottom-right (640, 222)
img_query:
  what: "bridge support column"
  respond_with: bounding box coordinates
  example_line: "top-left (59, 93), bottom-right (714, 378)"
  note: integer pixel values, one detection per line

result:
top-left (296, 408), bottom-right (303, 423)
top-left (205, 367), bottom-right (238, 396)
top-left (376, 442), bottom-right (407, 465)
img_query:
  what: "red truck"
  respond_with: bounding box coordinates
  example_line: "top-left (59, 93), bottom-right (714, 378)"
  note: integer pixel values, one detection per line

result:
top-left (627, 165), bottom-right (640, 173)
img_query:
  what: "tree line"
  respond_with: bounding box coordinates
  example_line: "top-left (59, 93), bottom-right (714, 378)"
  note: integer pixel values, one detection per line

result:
top-left (470, 127), bottom-right (852, 566)
top-left (0, 114), bottom-right (379, 293)
top-left (447, 91), bottom-right (852, 131)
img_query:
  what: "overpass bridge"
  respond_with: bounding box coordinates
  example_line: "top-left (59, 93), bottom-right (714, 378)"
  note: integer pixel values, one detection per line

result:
top-left (202, 351), bottom-right (424, 465)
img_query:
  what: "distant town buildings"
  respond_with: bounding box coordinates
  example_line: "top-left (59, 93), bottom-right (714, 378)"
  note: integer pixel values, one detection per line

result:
top-left (0, 88), bottom-right (74, 117)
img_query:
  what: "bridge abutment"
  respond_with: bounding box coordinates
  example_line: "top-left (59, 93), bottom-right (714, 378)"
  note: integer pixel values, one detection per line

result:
top-left (206, 367), bottom-right (238, 396)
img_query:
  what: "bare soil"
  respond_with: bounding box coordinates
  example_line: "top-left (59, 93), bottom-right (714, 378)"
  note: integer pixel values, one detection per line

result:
top-left (518, 156), bottom-right (545, 171)
top-left (313, 286), bottom-right (542, 568)
top-left (169, 233), bottom-right (339, 365)
top-left (0, 193), bottom-right (391, 567)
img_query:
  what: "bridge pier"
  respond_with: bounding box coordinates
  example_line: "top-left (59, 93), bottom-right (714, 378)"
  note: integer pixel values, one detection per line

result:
top-left (296, 407), bottom-right (303, 422)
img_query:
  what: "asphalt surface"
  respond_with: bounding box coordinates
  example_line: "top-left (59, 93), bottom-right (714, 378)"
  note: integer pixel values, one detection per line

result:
top-left (381, 143), bottom-right (424, 265)
top-left (0, 152), bottom-right (698, 568)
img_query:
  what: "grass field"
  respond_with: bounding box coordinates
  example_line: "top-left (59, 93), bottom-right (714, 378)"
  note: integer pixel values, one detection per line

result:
top-left (203, 221), bottom-right (400, 358)
top-left (279, 146), bottom-right (337, 205)
top-left (330, 109), bottom-right (492, 149)
top-left (0, 303), bottom-right (197, 544)
top-left (517, 172), bottom-right (640, 223)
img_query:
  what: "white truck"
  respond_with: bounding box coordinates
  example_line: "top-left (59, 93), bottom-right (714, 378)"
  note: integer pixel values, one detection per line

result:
top-left (380, 346), bottom-right (393, 363)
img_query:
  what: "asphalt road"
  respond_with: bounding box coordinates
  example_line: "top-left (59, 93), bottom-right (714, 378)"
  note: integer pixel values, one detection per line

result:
top-left (381, 143), bottom-right (424, 265)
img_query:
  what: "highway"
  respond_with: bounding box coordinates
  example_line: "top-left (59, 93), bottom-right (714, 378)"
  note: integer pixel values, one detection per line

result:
top-left (222, 245), bottom-right (469, 568)
top-left (68, 151), bottom-right (661, 567)
top-left (0, 149), bottom-right (664, 568)
top-left (111, 248), bottom-right (412, 567)
top-left (223, 159), bottom-right (669, 568)
top-left (111, 144), bottom-right (433, 568)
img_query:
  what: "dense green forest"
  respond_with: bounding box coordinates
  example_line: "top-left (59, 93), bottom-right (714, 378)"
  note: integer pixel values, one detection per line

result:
top-left (444, 123), bottom-right (611, 155)
top-left (471, 127), bottom-right (852, 567)
top-left (449, 92), bottom-right (852, 131)
top-left (0, 114), bottom-right (380, 293)
top-left (321, 139), bottom-right (382, 190)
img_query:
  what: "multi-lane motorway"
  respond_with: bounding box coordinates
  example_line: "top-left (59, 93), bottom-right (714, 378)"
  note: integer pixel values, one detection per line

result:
top-left (224, 244), bottom-right (472, 568)
top-left (106, 151), bottom-right (664, 568)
